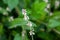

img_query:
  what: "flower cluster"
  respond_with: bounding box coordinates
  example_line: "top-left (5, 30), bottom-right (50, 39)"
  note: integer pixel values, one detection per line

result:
top-left (22, 9), bottom-right (35, 36)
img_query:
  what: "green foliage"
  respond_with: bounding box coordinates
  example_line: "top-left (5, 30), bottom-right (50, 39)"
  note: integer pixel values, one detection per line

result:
top-left (48, 11), bottom-right (60, 31)
top-left (30, 1), bottom-right (47, 21)
top-left (9, 18), bottom-right (28, 28)
top-left (14, 33), bottom-right (22, 40)
top-left (0, 23), bottom-right (3, 35)
top-left (0, 0), bottom-right (60, 40)
top-left (3, 0), bottom-right (19, 9)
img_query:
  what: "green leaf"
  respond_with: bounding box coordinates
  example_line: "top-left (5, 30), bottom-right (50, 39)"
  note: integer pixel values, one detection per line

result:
top-left (55, 26), bottom-right (60, 32)
top-left (0, 8), bottom-right (8, 14)
top-left (30, 1), bottom-right (47, 21)
top-left (11, 31), bottom-right (18, 36)
top-left (53, 11), bottom-right (60, 31)
top-left (48, 19), bottom-right (60, 28)
top-left (0, 23), bottom-right (3, 35)
top-left (14, 33), bottom-right (22, 40)
top-left (32, 1), bottom-right (47, 11)
top-left (9, 18), bottom-right (28, 28)
top-left (52, 11), bottom-right (60, 20)
top-left (14, 33), bottom-right (29, 40)
top-left (48, 11), bottom-right (60, 29)
top-left (3, 0), bottom-right (8, 3)
top-left (0, 35), bottom-right (7, 40)
top-left (3, 0), bottom-right (19, 10)
top-left (38, 32), bottom-right (55, 40)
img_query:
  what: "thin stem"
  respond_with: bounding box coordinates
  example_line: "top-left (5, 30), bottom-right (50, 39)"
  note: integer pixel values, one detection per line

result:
top-left (31, 35), bottom-right (34, 40)
top-left (15, 7), bottom-right (20, 17)
top-left (53, 29), bottom-right (60, 35)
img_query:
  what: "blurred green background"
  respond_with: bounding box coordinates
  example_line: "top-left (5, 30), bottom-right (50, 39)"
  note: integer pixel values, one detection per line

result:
top-left (0, 0), bottom-right (60, 40)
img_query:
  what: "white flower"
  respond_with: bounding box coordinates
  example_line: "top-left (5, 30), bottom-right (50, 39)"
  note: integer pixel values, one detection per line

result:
top-left (27, 21), bottom-right (32, 27)
top-left (43, 0), bottom-right (48, 3)
top-left (29, 31), bottom-right (35, 35)
top-left (22, 30), bottom-right (26, 36)
top-left (47, 4), bottom-right (50, 8)
top-left (24, 15), bottom-right (29, 20)
top-left (3, 12), bottom-right (8, 15)
top-left (50, 12), bottom-right (53, 16)
top-left (9, 16), bottom-right (14, 22)
top-left (55, 0), bottom-right (59, 9)
top-left (22, 9), bottom-right (27, 15)
top-left (44, 8), bottom-right (49, 13)
top-left (6, 7), bottom-right (11, 12)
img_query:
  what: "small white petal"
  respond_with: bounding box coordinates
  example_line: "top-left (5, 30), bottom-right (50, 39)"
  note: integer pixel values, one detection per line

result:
top-left (24, 15), bottom-right (29, 20)
top-left (27, 21), bottom-right (32, 27)
top-left (44, 8), bottom-right (49, 13)
top-left (50, 12), bottom-right (53, 16)
top-left (47, 4), bottom-right (50, 8)
top-left (24, 16), bottom-right (28, 20)
top-left (29, 31), bottom-right (33, 35)
top-left (10, 16), bottom-right (14, 19)
top-left (29, 31), bottom-right (35, 35)
top-left (32, 32), bottom-right (35, 35)
top-left (9, 16), bottom-right (14, 22)
top-left (6, 7), bottom-right (11, 12)
top-left (26, 16), bottom-right (29, 20)
top-left (22, 9), bottom-right (27, 15)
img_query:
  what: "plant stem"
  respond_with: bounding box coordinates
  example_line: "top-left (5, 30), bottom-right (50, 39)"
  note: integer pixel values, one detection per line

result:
top-left (31, 35), bottom-right (34, 40)
top-left (53, 29), bottom-right (60, 35)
